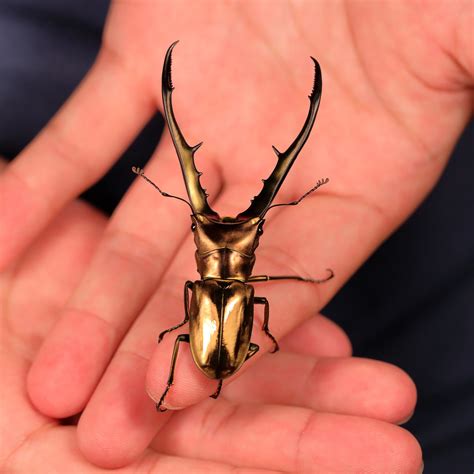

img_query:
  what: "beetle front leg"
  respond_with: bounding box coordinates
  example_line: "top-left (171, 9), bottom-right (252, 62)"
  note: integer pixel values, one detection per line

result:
top-left (156, 333), bottom-right (190, 412)
top-left (254, 297), bottom-right (279, 353)
top-left (158, 281), bottom-right (193, 343)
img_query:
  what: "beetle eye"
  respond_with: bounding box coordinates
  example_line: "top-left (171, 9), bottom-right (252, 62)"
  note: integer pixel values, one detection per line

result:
top-left (257, 226), bottom-right (264, 235)
top-left (191, 222), bottom-right (197, 232)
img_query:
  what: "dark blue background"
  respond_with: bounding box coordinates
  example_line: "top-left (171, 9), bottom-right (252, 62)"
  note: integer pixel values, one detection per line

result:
top-left (1, 1), bottom-right (472, 471)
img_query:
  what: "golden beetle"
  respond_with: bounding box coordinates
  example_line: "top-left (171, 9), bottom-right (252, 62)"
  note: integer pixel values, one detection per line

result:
top-left (133, 42), bottom-right (333, 411)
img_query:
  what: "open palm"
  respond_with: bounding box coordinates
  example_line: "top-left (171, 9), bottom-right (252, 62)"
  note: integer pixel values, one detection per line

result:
top-left (1, 1), bottom-right (471, 471)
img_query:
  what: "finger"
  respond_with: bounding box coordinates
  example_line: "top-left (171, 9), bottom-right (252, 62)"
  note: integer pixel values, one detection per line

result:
top-left (6, 426), bottom-right (280, 474)
top-left (2, 200), bottom-right (105, 354)
top-left (27, 134), bottom-right (222, 418)
top-left (0, 338), bottom-right (48, 462)
top-left (278, 314), bottom-right (352, 357)
top-left (151, 400), bottom-right (423, 473)
top-left (75, 351), bottom-right (279, 472)
top-left (225, 353), bottom-right (416, 424)
top-left (0, 47), bottom-right (155, 269)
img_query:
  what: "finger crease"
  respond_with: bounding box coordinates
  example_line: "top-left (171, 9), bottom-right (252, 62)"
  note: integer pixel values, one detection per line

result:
top-left (294, 411), bottom-right (316, 473)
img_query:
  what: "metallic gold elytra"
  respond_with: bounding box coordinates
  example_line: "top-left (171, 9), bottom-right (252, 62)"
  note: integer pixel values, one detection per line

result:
top-left (189, 280), bottom-right (254, 379)
top-left (133, 42), bottom-right (334, 412)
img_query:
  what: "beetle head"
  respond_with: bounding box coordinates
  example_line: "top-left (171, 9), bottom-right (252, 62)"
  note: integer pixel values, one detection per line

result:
top-left (191, 214), bottom-right (265, 256)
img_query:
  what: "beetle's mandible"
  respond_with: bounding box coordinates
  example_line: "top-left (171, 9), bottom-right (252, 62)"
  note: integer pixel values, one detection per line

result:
top-left (132, 41), bottom-right (334, 411)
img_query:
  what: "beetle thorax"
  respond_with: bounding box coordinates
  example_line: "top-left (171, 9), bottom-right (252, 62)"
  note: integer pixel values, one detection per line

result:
top-left (191, 214), bottom-right (264, 281)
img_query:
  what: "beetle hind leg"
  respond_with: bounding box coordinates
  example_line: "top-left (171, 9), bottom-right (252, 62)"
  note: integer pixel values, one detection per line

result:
top-left (156, 333), bottom-right (190, 412)
top-left (254, 297), bottom-right (279, 353)
top-left (210, 379), bottom-right (223, 400)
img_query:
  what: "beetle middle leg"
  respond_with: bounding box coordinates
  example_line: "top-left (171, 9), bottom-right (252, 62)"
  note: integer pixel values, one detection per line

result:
top-left (158, 281), bottom-right (193, 343)
top-left (248, 269), bottom-right (334, 285)
top-left (156, 333), bottom-right (190, 412)
top-left (254, 297), bottom-right (279, 353)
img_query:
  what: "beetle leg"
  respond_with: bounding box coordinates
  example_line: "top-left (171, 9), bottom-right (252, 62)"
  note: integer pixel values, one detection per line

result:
top-left (254, 297), bottom-right (279, 353)
top-left (156, 333), bottom-right (190, 412)
top-left (248, 269), bottom-right (334, 284)
top-left (246, 342), bottom-right (260, 361)
top-left (210, 379), bottom-right (223, 400)
top-left (158, 281), bottom-right (194, 343)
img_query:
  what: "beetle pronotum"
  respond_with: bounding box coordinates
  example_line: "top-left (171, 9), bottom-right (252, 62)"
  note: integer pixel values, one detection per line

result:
top-left (133, 41), bottom-right (333, 411)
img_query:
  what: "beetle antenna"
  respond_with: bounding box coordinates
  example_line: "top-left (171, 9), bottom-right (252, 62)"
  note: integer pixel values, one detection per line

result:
top-left (132, 167), bottom-right (194, 212)
top-left (265, 177), bottom-right (329, 213)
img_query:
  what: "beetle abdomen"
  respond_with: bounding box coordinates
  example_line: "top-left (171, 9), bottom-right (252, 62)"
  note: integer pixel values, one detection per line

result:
top-left (189, 280), bottom-right (254, 379)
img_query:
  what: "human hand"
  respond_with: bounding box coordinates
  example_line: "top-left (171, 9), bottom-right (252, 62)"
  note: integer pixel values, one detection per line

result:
top-left (1, 0), bottom-right (471, 470)
top-left (0, 190), bottom-right (420, 471)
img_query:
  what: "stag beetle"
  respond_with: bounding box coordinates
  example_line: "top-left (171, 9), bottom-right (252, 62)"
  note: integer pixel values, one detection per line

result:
top-left (133, 41), bottom-right (333, 411)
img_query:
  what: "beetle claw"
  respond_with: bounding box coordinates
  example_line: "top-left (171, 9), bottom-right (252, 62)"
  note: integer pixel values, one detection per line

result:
top-left (156, 384), bottom-right (172, 412)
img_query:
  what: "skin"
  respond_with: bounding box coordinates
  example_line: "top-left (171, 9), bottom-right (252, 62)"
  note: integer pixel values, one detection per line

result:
top-left (0, 0), bottom-right (472, 471)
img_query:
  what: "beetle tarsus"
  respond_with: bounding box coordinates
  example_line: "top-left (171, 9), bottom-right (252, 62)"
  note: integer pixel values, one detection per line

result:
top-left (210, 379), bottom-right (223, 400)
top-left (156, 334), bottom-right (190, 412)
top-left (156, 386), bottom-right (171, 412)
